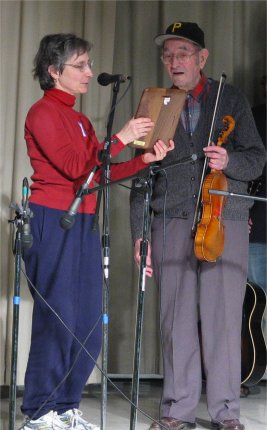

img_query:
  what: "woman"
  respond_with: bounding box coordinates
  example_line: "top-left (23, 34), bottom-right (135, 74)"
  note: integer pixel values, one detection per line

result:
top-left (21, 33), bottom-right (173, 430)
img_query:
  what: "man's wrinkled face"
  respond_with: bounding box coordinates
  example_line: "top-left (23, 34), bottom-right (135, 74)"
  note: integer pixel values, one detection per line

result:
top-left (162, 38), bottom-right (209, 91)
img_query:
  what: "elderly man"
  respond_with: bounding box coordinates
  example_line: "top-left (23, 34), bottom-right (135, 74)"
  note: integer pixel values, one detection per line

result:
top-left (130, 22), bottom-right (265, 430)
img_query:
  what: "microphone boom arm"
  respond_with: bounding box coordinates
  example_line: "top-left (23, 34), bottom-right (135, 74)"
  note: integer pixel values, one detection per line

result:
top-left (209, 189), bottom-right (267, 202)
top-left (84, 154), bottom-right (198, 196)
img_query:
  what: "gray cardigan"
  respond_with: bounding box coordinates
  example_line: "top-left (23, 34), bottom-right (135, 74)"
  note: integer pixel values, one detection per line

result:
top-left (130, 79), bottom-right (266, 242)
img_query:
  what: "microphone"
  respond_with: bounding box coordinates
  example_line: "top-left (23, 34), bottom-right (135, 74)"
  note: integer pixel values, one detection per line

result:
top-left (60, 166), bottom-right (98, 230)
top-left (152, 153), bottom-right (198, 174)
top-left (97, 72), bottom-right (131, 86)
top-left (21, 178), bottom-right (33, 249)
top-left (60, 193), bottom-right (83, 230)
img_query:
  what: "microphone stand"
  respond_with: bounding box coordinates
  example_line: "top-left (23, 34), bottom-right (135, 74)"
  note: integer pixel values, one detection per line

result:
top-left (8, 178), bottom-right (33, 430)
top-left (83, 154), bottom-right (197, 430)
top-left (98, 79), bottom-right (122, 430)
top-left (129, 170), bottom-right (153, 430)
top-left (209, 189), bottom-right (267, 203)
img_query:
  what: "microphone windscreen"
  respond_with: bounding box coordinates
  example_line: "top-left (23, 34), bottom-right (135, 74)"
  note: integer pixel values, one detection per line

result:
top-left (60, 213), bottom-right (75, 230)
top-left (97, 73), bottom-right (112, 86)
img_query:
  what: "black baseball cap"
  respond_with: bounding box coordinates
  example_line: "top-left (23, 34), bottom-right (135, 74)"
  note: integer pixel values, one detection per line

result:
top-left (154, 22), bottom-right (205, 48)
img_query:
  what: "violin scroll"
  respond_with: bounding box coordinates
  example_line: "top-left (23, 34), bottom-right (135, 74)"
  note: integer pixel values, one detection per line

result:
top-left (217, 115), bottom-right (235, 147)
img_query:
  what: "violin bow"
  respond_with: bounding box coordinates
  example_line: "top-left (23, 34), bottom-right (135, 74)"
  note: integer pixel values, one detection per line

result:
top-left (191, 72), bottom-right (227, 237)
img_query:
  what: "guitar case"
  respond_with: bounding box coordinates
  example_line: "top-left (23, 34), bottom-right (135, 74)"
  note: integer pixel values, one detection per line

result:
top-left (198, 281), bottom-right (267, 387)
top-left (241, 281), bottom-right (267, 386)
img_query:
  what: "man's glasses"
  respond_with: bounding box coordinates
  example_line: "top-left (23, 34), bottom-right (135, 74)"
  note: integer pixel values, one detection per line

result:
top-left (63, 60), bottom-right (94, 72)
top-left (161, 51), bottom-right (198, 65)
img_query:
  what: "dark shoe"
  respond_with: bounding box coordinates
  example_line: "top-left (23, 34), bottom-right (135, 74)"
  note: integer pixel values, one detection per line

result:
top-left (211, 419), bottom-right (245, 430)
top-left (240, 385), bottom-right (250, 397)
top-left (149, 417), bottom-right (196, 429)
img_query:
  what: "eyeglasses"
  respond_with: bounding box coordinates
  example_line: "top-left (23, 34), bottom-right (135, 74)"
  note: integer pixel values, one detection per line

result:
top-left (161, 51), bottom-right (198, 65)
top-left (63, 60), bottom-right (94, 72)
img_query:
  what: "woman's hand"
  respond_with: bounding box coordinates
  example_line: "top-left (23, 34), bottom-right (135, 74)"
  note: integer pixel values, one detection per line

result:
top-left (142, 139), bottom-right (175, 164)
top-left (116, 117), bottom-right (154, 145)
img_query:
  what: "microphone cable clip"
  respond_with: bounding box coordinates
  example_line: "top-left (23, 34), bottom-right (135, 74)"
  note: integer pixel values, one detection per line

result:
top-left (9, 177), bottom-right (34, 250)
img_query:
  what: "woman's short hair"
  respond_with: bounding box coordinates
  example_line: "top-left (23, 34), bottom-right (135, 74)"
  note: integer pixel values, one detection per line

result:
top-left (33, 33), bottom-right (93, 90)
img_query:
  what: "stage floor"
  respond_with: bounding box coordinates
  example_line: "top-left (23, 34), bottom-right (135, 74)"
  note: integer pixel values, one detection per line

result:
top-left (1, 379), bottom-right (266, 430)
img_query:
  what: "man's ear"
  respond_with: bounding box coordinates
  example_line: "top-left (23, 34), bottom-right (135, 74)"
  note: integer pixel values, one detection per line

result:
top-left (199, 48), bottom-right (209, 70)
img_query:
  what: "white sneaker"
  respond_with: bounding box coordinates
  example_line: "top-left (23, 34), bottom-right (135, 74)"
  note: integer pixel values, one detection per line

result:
top-left (22, 410), bottom-right (68, 429)
top-left (59, 409), bottom-right (100, 430)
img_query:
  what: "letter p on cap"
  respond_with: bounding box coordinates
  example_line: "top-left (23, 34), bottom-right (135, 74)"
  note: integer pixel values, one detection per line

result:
top-left (172, 22), bottom-right (182, 32)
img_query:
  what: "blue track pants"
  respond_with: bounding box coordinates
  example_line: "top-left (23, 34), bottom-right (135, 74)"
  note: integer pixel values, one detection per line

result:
top-left (21, 204), bottom-right (102, 418)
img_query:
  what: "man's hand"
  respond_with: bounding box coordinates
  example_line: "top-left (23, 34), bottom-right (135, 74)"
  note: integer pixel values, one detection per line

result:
top-left (134, 238), bottom-right (153, 277)
top-left (203, 143), bottom-right (229, 170)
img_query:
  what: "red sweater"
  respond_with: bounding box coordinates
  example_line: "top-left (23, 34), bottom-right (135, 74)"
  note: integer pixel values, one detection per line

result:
top-left (25, 88), bottom-right (147, 213)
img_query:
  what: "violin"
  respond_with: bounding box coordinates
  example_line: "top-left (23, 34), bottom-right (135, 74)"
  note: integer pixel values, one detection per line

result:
top-left (194, 115), bottom-right (235, 262)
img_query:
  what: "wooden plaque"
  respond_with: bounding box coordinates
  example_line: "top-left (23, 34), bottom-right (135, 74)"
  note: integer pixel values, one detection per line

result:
top-left (130, 88), bottom-right (186, 149)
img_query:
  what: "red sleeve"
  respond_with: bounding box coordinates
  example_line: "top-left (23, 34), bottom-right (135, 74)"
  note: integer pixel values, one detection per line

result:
top-left (93, 152), bottom-right (147, 184)
top-left (110, 154), bottom-right (147, 180)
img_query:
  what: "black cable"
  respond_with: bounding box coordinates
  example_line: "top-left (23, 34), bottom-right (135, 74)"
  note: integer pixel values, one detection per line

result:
top-left (19, 301), bottom-right (101, 428)
top-left (105, 79), bottom-right (132, 129)
top-left (18, 267), bottom-right (170, 430)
